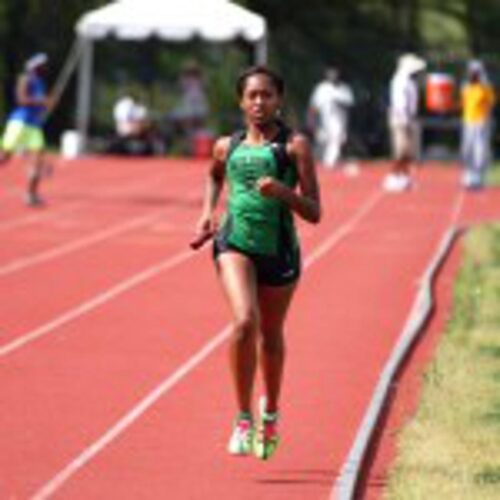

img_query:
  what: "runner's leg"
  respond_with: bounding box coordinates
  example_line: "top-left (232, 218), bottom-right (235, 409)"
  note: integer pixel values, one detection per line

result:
top-left (257, 282), bottom-right (297, 413)
top-left (216, 251), bottom-right (259, 414)
top-left (26, 151), bottom-right (45, 204)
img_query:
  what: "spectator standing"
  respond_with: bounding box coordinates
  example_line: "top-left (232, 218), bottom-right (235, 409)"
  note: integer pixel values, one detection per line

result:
top-left (307, 67), bottom-right (354, 169)
top-left (176, 61), bottom-right (209, 138)
top-left (460, 60), bottom-right (496, 190)
top-left (384, 53), bottom-right (426, 192)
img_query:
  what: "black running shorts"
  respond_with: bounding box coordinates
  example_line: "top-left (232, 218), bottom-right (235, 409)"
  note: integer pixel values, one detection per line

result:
top-left (213, 235), bottom-right (301, 287)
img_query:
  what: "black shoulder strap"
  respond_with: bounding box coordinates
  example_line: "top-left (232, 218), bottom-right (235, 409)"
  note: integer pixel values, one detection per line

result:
top-left (269, 123), bottom-right (293, 180)
top-left (226, 129), bottom-right (246, 162)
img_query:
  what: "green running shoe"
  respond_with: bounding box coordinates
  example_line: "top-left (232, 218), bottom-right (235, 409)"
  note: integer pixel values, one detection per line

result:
top-left (254, 397), bottom-right (280, 460)
top-left (227, 413), bottom-right (254, 456)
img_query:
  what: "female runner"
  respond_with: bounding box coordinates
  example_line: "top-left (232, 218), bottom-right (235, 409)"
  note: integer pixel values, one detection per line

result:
top-left (194, 65), bottom-right (321, 459)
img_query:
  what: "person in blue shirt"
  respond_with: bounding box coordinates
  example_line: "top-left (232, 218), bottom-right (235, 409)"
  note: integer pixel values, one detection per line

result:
top-left (0, 53), bottom-right (53, 206)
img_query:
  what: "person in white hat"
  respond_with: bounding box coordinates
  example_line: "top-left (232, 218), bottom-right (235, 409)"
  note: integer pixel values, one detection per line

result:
top-left (459, 59), bottom-right (496, 190)
top-left (384, 53), bottom-right (426, 192)
top-left (0, 52), bottom-right (53, 206)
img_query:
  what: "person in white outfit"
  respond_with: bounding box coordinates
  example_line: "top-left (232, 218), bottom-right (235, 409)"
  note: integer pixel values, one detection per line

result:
top-left (110, 94), bottom-right (163, 156)
top-left (385, 53), bottom-right (426, 192)
top-left (308, 67), bottom-right (354, 168)
top-left (113, 95), bottom-right (148, 139)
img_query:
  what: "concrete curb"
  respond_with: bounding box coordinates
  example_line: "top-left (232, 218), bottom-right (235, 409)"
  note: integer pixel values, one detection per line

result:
top-left (332, 225), bottom-right (462, 500)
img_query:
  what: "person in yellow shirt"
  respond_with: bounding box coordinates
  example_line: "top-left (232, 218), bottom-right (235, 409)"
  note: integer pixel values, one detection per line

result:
top-left (460, 60), bottom-right (496, 190)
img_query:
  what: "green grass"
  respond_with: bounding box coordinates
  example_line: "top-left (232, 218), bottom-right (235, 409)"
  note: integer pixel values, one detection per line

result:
top-left (385, 224), bottom-right (500, 500)
top-left (487, 162), bottom-right (500, 186)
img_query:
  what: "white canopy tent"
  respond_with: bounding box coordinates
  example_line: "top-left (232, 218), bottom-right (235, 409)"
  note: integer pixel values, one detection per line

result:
top-left (74, 0), bottom-right (268, 151)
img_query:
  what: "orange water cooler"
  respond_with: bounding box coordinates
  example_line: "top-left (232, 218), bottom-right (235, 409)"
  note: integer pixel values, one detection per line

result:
top-left (426, 73), bottom-right (455, 114)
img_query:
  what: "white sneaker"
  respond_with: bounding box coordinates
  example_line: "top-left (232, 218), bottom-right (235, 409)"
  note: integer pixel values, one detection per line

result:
top-left (462, 170), bottom-right (483, 190)
top-left (343, 162), bottom-right (360, 177)
top-left (398, 174), bottom-right (412, 191)
top-left (24, 193), bottom-right (45, 207)
top-left (383, 173), bottom-right (412, 192)
top-left (382, 173), bottom-right (399, 191)
top-left (227, 414), bottom-right (254, 456)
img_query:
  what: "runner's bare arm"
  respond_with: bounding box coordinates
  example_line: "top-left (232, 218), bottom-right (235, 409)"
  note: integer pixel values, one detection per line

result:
top-left (191, 137), bottom-right (230, 248)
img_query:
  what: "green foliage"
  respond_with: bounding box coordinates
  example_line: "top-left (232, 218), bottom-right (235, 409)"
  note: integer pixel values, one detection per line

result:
top-left (0, 0), bottom-right (108, 135)
top-left (487, 162), bottom-right (500, 186)
top-left (92, 39), bottom-right (248, 139)
top-left (2, 0), bottom-right (500, 149)
top-left (240, 0), bottom-right (488, 156)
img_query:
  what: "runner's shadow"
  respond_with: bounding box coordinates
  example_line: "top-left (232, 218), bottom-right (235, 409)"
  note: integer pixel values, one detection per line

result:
top-left (254, 468), bottom-right (336, 486)
top-left (55, 192), bottom-right (202, 209)
top-left (126, 194), bottom-right (201, 208)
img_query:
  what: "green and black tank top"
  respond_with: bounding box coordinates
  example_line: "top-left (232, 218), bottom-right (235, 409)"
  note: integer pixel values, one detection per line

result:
top-left (218, 125), bottom-right (299, 256)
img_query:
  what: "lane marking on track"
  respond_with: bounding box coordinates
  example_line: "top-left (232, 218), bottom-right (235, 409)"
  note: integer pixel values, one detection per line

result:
top-left (450, 188), bottom-right (465, 226)
top-left (303, 191), bottom-right (383, 267)
top-left (332, 189), bottom-right (465, 500)
top-left (0, 249), bottom-right (195, 358)
top-left (0, 212), bottom-right (163, 277)
top-left (0, 165), bottom-right (195, 233)
top-left (0, 202), bottom-right (85, 232)
top-left (30, 189), bottom-right (384, 500)
top-left (0, 176), bottom-right (161, 233)
top-left (0, 175), bottom-right (202, 277)
top-left (0, 177), bottom-right (344, 358)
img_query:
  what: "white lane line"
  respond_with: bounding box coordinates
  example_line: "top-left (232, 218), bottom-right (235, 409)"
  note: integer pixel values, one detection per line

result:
top-left (303, 191), bottom-right (383, 267)
top-left (0, 203), bottom-right (85, 232)
top-left (0, 174), bottom-right (202, 277)
top-left (31, 325), bottom-right (232, 500)
top-left (0, 249), bottom-right (195, 358)
top-left (450, 189), bottom-right (465, 226)
top-left (0, 171), bottom-right (165, 231)
top-left (30, 190), bottom-right (384, 500)
top-left (0, 165), bottom-right (193, 233)
top-left (332, 190), bottom-right (465, 500)
top-left (0, 212), bottom-right (162, 277)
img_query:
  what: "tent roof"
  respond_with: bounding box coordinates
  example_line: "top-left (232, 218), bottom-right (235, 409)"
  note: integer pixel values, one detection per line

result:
top-left (76, 0), bottom-right (266, 43)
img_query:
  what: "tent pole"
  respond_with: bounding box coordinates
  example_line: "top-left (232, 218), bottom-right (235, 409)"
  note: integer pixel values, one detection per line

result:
top-left (255, 35), bottom-right (267, 64)
top-left (76, 37), bottom-right (94, 154)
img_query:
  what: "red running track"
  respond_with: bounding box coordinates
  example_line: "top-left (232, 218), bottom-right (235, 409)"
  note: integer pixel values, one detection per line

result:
top-left (0, 157), bottom-right (498, 499)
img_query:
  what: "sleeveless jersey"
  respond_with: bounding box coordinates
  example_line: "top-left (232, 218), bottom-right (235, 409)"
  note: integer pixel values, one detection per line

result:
top-left (9, 73), bottom-right (47, 127)
top-left (219, 127), bottom-right (299, 256)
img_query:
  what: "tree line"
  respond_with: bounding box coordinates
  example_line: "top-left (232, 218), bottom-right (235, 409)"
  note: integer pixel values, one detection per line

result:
top-left (0, 0), bottom-right (499, 152)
